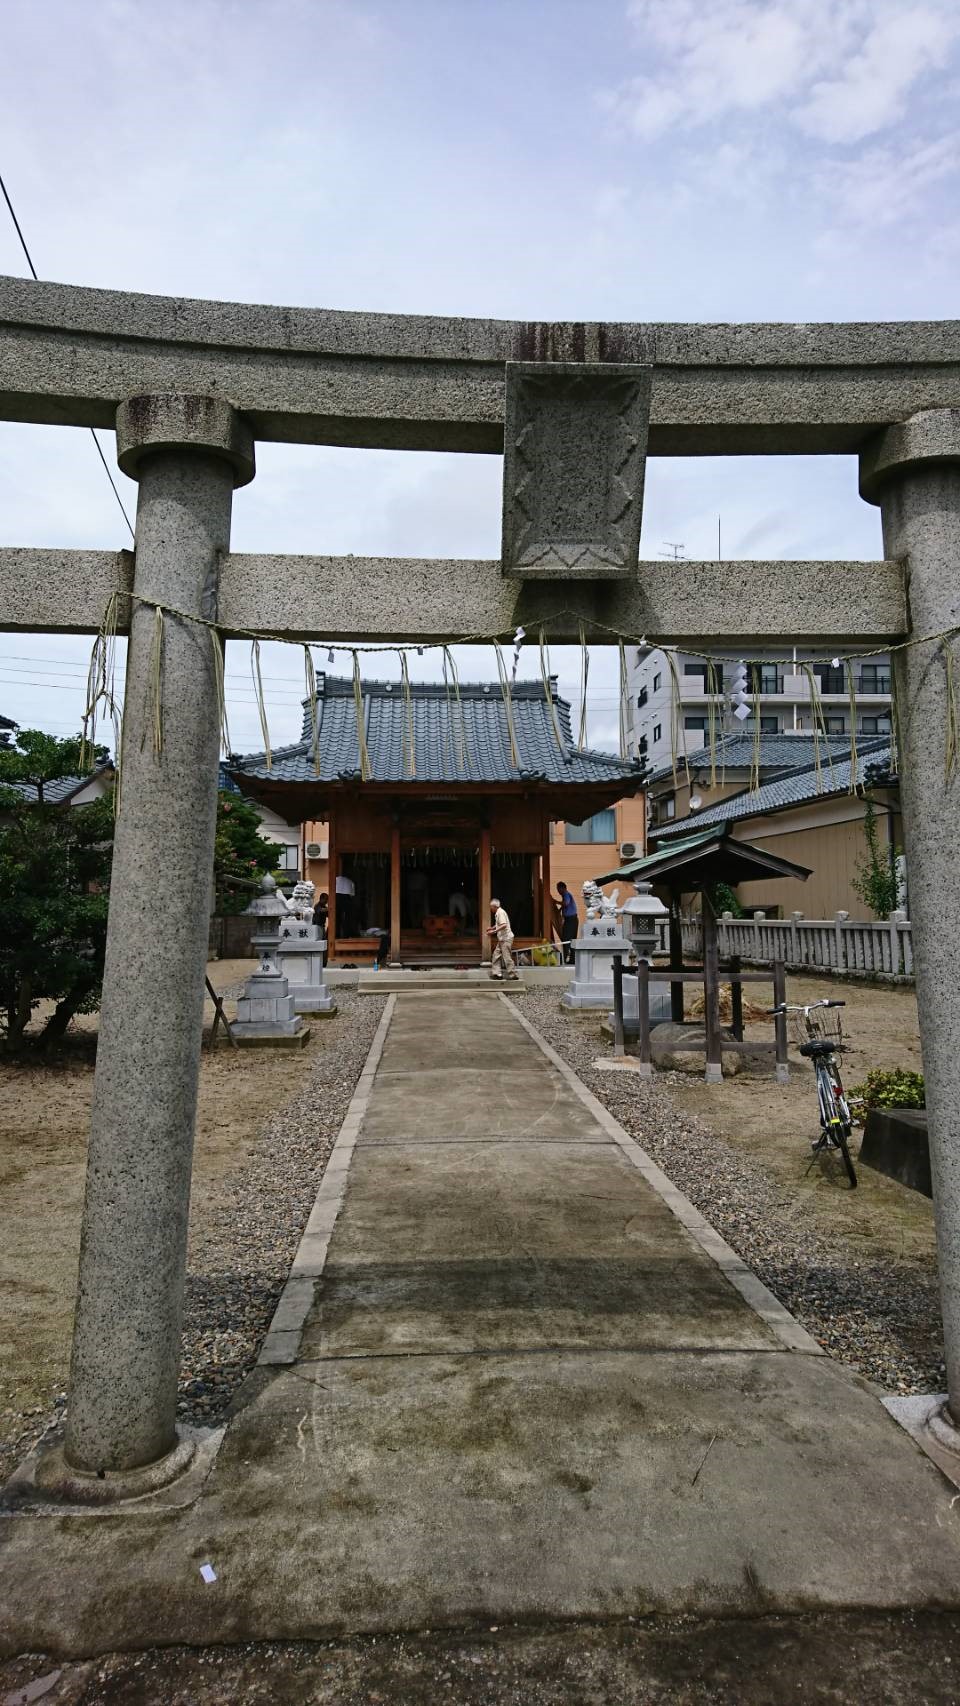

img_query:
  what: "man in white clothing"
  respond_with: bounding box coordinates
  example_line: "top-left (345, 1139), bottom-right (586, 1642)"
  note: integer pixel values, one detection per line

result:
top-left (488, 897), bottom-right (518, 980)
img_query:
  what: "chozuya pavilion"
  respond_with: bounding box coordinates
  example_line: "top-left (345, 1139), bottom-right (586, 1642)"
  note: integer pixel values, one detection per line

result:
top-left (228, 672), bottom-right (644, 965)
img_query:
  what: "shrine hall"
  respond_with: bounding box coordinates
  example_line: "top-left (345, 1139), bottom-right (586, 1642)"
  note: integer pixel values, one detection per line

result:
top-left (228, 673), bottom-right (645, 965)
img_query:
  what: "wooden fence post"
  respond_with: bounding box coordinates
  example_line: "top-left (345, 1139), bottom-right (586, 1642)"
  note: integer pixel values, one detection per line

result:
top-left (669, 899), bottom-right (685, 1022)
top-left (637, 960), bottom-right (652, 1077)
top-left (729, 954), bottom-right (744, 1040)
top-left (773, 958), bottom-right (789, 1083)
top-left (703, 900), bottom-right (723, 1084)
top-left (612, 956), bottom-right (625, 1056)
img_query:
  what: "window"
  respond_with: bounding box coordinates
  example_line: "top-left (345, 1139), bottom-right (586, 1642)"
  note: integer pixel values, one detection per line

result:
top-left (653, 723), bottom-right (662, 743)
top-left (859, 665), bottom-right (891, 694)
top-left (653, 672), bottom-right (662, 692)
top-left (564, 809), bottom-right (618, 844)
top-left (683, 662), bottom-right (705, 677)
top-left (273, 843), bottom-right (299, 871)
top-left (637, 687), bottom-right (648, 708)
top-left (664, 798), bottom-right (676, 819)
top-left (814, 665), bottom-right (846, 695)
top-left (860, 716), bottom-right (891, 736)
top-left (684, 715), bottom-right (708, 731)
top-left (637, 735), bottom-right (648, 757)
top-left (759, 716), bottom-right (779, 733)
top-left (748, 662), bottom-right (781, 695)
top-left (824, 716), bottom-right (846, 734)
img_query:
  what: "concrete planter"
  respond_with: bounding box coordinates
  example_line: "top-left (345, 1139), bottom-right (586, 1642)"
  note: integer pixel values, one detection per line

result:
top-left (859, 1107), bottom-right (931, 1197)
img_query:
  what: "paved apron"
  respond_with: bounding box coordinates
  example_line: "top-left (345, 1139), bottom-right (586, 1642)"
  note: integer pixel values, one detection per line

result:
top-left (3, 993), bottom-right (960, 1656)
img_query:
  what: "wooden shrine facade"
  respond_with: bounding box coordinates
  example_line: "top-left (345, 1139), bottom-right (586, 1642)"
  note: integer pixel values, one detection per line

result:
top-left (229, 674), bottom-right (644, 964)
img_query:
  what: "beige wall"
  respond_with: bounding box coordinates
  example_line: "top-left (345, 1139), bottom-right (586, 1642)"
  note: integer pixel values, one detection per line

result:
top-left (550, 796), bottom-right (647, 905)
top-left (731, 797), bottom-right (902, 920)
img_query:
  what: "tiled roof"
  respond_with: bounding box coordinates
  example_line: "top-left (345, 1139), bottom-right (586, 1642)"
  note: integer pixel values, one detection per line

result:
top-left (645, 732), bottom-right (858, 786)
top-left (3, 762), bottom-right (113, 805)
top-left (230, 675), bottom-right (643, 788)
top-left (654, 741), bottom-right (894, 837)
top-left (591, 824), bottom-right (812, 888)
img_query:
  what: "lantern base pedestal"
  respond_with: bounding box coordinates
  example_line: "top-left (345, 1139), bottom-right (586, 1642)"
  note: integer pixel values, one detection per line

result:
top-left (232, 969), bottom-right (309, 1043)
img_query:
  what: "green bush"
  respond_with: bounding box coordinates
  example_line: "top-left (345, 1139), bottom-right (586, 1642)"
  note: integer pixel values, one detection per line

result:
top-left (850, 1066), bottom-right (925, 1114)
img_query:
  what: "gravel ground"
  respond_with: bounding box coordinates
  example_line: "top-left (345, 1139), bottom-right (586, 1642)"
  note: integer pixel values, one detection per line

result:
top-left (176, 990), bottom-right (386, 1430)
top-left (514, 991), bottom-right (946, 1396)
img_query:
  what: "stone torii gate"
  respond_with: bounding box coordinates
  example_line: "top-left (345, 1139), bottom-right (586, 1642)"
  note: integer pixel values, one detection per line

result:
top-left (2, 276), bottom-right (959, 1489)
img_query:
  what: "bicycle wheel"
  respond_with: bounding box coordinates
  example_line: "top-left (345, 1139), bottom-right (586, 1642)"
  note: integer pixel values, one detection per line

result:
top-left (836, 1127), bottom-right (858, 1189)
top-left (825, 1061), bottom-right (858, 1189)
top-left (815, 1062), bottom-right (858, 1188)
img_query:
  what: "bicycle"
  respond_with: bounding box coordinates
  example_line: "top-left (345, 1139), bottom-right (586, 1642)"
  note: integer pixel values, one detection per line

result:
top-left (769, 998), bottom-right (858, 1188)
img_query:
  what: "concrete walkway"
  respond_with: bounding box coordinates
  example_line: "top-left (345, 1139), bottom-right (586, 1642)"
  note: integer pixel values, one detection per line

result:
top-left (3, 993), bottom-right (960, 1657)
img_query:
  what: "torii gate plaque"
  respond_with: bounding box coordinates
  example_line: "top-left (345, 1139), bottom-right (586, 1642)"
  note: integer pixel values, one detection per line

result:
top-left (0, 277), bottom-right (957, 1491)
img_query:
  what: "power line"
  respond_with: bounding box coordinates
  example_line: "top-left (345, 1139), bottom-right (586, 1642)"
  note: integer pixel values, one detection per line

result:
top-left (0, 169), bottom-right (135, 541)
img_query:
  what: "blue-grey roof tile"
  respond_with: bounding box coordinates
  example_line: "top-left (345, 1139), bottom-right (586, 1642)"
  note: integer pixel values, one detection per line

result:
top-left (655, 741), bottom-right (894, 836)
top-left (230, 675), bottom-right (642, 788)
top-left (645, 732), bottom-right (860, 786)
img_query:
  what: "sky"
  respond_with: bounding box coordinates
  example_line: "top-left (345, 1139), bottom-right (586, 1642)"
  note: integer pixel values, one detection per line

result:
top-left (1, 0), bottom-right (957, 755)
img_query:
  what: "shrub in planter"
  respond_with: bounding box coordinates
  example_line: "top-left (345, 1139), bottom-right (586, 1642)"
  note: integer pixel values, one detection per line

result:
top-left (849, 1066), bottom-right (925, 1118)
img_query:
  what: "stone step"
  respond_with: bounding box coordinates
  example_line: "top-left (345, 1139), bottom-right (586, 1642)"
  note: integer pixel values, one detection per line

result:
top-left (357, 971), bottom-right (524, 994)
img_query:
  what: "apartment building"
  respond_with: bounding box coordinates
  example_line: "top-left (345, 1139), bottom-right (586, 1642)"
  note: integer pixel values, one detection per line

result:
top-left (629, 646), bottom-right (892, 770)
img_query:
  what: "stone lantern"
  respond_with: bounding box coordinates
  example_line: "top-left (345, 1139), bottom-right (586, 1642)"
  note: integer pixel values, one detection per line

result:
top-left (619, 879), bottom-right (668, 958)
top-left (613, 880), bottom-right (672, 1038)
top-left (232, 876), bottom-right (308, 1044)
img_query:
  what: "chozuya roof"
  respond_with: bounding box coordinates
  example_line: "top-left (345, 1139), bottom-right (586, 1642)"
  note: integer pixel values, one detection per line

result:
top-left (229, 674), bottom-right (644, 788)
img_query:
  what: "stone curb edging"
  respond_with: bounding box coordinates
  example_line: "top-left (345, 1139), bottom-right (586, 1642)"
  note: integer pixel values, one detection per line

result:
top-left (499, 994), bottom-right (824, 1358)
top-left (257, 995), bottom-right (397, 1366)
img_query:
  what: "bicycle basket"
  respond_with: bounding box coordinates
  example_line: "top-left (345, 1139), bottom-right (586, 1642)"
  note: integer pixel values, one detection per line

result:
top-left (792, 1007), bottom-right (845, 1051)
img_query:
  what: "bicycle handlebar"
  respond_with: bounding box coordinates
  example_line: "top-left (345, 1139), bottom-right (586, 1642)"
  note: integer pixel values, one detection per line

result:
top-left (768, 999), bottom-right (845, 1016)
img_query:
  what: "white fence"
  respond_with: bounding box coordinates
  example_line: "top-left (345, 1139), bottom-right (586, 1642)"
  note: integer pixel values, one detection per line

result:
top-left (678, 909), bottom-right (913, 978)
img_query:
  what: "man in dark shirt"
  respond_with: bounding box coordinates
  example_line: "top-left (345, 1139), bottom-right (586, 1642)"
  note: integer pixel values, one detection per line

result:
top-left (556, 881), bottom-right (579, 962)
top-left (313, 891), bottom-right (329, 963)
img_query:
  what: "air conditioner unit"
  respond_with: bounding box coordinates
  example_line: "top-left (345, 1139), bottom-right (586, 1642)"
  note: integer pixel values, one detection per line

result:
top-left (305, 841), bottom-right (328, 861)
top-left (620, 841), bottom-right (639, 859)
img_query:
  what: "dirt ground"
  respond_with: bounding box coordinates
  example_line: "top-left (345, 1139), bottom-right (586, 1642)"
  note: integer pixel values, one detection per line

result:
top-left (5, 1611), bottom-right (960, 1705)
top-left (0, 961), bottom-right (316, 1482)
top-left (669, 975), bottom-right (934, 1267)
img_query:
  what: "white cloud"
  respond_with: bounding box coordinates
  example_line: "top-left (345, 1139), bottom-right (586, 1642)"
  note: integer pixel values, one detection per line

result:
top-left (799, 6), bottom-right (960, 143)
top-left (817, 131), bottom-right (960, 229)
top-left (614, 0), bottom-right (959, 142)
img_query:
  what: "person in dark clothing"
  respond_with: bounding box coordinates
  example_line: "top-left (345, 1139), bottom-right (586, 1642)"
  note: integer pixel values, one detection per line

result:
top-left (556, 881), bottom-right (579, 963)
top-left (313, 891), bottom-right (329, 963)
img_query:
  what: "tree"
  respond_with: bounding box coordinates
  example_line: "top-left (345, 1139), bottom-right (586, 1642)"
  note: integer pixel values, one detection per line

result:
top-left (214, 790), bottom-right (280, 913)
top-left (0, 737), bottom-right (281, 1047)
top-left (0, 732), bottom-right (114, 1048)
top-left (851, 797), bottom-right (900, 920)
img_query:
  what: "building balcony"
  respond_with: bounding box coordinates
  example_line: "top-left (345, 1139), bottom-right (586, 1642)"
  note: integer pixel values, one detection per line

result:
top-left (676, 673), bottom-right (891, 705)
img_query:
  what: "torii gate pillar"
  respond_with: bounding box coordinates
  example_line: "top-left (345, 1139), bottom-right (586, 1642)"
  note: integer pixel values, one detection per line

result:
top-left (861, 409), bottom-right (960, 1434)
top-left (60, 396), bottom-right (254, 1483)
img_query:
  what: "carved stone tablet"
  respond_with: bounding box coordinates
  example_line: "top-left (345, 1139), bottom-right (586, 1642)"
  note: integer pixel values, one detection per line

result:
top-left (501, 361), bottom-right (652, 579)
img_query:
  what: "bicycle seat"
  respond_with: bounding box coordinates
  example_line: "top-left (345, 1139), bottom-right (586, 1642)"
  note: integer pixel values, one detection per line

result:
top-left (799, 1039), bottom-right (841, 1058)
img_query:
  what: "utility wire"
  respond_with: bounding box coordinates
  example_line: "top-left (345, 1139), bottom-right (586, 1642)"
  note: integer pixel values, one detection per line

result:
top-left (0, 168), bottom-right (135, 541)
